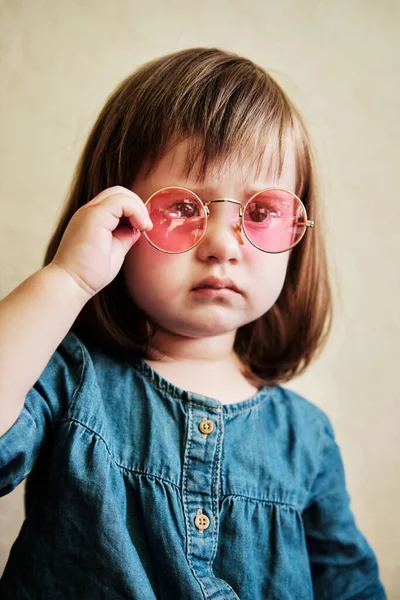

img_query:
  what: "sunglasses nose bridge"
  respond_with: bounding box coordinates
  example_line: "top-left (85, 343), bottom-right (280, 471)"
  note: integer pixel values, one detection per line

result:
top-left (205, 198), bottom-right (243, 218)
top-left (204, 198), bottom-right (245, 245)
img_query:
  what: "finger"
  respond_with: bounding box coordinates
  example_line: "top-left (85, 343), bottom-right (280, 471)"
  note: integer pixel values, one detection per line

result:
top-left (87, 192), bottom-right (151, 231)
top-left (87, 187), bottom-right (150, 225)
top-left (89, 185), bottom-right (136, 204)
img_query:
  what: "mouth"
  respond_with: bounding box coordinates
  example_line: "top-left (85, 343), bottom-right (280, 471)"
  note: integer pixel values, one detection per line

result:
top-left (192, 276), bottom-right (241, 294)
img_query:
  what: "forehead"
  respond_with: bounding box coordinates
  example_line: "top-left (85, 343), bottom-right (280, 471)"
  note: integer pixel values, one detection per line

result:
top-left (144, 138), bottom-right (297, 192)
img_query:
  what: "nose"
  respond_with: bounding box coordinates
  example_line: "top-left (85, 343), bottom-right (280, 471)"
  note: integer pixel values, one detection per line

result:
top-left (194, 200), bottom-right (244, 264)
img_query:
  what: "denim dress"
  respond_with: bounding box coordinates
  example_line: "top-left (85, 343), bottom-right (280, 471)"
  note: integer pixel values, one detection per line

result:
top-left (0, 332), bottom-right (386, 599)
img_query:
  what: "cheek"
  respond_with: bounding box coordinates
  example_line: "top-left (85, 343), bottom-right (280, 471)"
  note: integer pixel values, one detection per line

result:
top-left (123, 238), bottom-right (160, 301)
top-left (124, 236), bottom-right (169, 278)
top-left (244, 248), bottom-right (290, 305)
top-left (123, 237), bottom-right (186, 305)
top-left (242, 244), bottom-right (290, 277)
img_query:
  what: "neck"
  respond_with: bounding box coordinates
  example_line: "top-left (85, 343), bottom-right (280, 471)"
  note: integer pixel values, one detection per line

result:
top-left (144, 327), bottom-right (260, 403)
top-left (147, 327), bottom-right (238, 365)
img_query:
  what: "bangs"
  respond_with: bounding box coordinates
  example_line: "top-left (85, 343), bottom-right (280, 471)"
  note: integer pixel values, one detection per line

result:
top-left (118, 48), bottom-right (308, 198)
top-left (162, 122), bottom-right (294, 189)
top-left (161, 74), bottom-right (294, 183)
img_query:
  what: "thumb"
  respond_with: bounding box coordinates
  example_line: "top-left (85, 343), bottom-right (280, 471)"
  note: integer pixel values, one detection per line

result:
top-left (113, 227), bottom-right (142, 255)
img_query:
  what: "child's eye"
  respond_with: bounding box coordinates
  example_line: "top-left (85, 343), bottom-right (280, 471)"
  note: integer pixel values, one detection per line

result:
top-left (166, 200), bottom-right (201, 218)
top-left (246, 202), bottom-right (280, 224)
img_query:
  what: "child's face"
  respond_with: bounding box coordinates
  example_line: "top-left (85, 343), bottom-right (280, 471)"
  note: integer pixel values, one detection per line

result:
top-left (124, 139), bottom-right (296, 343)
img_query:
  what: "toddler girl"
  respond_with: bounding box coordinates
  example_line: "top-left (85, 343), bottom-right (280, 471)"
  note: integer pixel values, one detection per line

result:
top-left (0, 47), bottom-right (386, 599)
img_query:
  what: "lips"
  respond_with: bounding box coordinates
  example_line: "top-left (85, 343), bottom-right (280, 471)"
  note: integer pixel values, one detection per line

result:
top-left (192, 276), bottom-right (241, 293)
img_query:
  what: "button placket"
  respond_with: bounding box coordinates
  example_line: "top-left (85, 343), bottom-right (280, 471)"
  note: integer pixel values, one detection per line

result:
top-left (182, 398), bottom-right (238, 599)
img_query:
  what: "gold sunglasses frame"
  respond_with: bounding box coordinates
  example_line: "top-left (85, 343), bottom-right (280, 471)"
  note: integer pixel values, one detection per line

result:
top-left (136, 186), bottom-right (314, 255)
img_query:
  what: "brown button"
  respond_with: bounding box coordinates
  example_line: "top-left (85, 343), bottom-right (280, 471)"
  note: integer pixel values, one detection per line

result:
top-left (194, 509), bottom-right (210, 533)
top-left (198, 418), bottom-right (214, 435)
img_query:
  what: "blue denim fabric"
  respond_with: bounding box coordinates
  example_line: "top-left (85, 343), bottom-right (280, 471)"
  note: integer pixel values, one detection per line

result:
top-left (0, 332), bottom-right (386, 599)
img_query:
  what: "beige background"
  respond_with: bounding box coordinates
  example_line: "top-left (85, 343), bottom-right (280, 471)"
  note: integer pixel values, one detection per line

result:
top-left (0, 0), bottom-right (399, 596)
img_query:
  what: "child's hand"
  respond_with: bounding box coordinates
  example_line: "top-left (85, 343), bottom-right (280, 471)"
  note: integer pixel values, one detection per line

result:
top-left (51, 186), bottom-right (152, 299)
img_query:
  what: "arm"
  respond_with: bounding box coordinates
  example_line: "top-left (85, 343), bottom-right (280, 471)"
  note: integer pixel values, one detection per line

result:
top-left (303, 413), bottom-right (387, 599)
top-left (0, 185), bottom-right (152, 438)
top-left (0, 264), bottom-right (89, 437)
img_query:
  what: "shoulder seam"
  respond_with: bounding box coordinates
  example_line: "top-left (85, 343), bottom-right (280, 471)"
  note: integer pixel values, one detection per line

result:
top-left (67, 334), bottom-right (87, 414)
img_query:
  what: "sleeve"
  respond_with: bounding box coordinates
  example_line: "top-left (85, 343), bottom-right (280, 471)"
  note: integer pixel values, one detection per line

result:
top-left (0, 332), bottom-right (85, 497)
top-left (303, 411), bottom-right (387, 599)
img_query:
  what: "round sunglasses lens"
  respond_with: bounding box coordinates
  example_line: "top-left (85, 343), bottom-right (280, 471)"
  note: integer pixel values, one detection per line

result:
top-left (145, 188), bottom-right (206, 252)
top-left (243, 189), bottom-right (306, 252)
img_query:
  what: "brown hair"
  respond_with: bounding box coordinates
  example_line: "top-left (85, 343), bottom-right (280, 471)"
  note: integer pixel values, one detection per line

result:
top-left (43, 47), bottom-right (333, 387)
